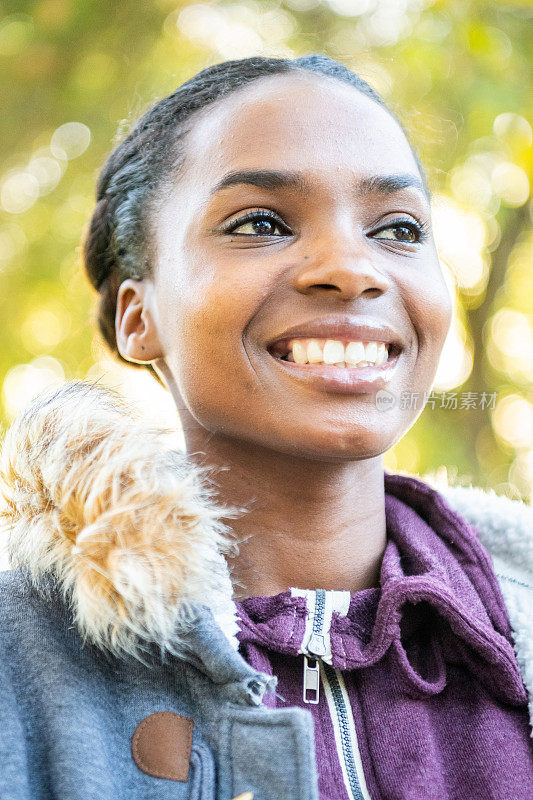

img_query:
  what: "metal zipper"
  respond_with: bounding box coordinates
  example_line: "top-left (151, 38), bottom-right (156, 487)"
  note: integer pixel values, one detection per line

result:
top-left (301, 588), bottom-right (372, 800)
top-left (303, 588), bottom-right (327, 703)
top-left (321, 661), bottom-right (372, 800)
top-left (307, 587), bottom-right (327, 656)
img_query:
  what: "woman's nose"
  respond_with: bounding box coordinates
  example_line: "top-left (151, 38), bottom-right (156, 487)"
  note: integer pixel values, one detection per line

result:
top-left (292, 237), bottom-right (390, 301)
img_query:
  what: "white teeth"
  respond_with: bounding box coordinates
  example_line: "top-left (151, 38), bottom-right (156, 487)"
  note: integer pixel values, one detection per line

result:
top-left (364, 341), bottom-right (378, 363)
top-left (284, 338), bottom-right (390, 367)
top-left (323, 340), bottom-right (345, 364)
top-left (307, 340), bottom-right (324, 364)
top-left (292, 340), bottom-right (308, 364)
top-left (375, 342), bottom-right (387, 365)
top-left (345, 341), bottom-right (365, 365)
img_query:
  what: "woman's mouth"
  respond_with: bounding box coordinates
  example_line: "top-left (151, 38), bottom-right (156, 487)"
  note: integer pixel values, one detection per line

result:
top-left (267, 338), bottom-right (402, 395)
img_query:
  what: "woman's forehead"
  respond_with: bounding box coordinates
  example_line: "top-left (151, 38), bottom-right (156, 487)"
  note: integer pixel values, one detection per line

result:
top-left (181, 73), bottom-right (420, 193)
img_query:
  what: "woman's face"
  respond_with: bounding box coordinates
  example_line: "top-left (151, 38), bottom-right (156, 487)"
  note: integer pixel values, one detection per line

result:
top-left (144, 73), bottom-right (452, 460)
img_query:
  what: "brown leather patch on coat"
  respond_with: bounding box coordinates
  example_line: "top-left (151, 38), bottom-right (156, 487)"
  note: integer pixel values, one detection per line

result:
top-left (131, 711), bottom-right (193, 782)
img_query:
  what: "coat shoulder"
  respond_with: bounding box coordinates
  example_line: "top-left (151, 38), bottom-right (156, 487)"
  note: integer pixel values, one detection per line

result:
top-left (0, 567), bottom-right (70, 656)
top-left (0, 567), bottom-right (37, 628)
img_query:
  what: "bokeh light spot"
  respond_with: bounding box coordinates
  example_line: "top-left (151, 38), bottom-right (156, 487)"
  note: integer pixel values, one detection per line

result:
top-left (51, 122), bottom-right (91, 160)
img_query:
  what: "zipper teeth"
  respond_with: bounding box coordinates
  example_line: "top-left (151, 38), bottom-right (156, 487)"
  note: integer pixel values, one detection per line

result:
top-left (312, 588), bottom-right (326, 637)
top-left (323, 662), bottom-right (364, 799)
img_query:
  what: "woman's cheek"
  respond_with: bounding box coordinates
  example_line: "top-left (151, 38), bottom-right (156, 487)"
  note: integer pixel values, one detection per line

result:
top-left (172, 303), bottom-right (257, 428)
top-left (405, 264), bottom-right (452, 349)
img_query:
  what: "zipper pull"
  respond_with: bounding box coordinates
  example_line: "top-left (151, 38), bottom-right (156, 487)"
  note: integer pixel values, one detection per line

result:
top-left (303, 655), bottom-right (320, 704)
top-left (307, 633), bottom-right (327, 656)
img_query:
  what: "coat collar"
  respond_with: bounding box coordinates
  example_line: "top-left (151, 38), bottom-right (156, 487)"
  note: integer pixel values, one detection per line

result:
top-left (235, 476), bottom-right (529, 707)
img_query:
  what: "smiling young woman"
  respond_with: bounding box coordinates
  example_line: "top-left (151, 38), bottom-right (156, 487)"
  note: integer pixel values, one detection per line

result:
top-left (1, 54), bottom-right (532, 800)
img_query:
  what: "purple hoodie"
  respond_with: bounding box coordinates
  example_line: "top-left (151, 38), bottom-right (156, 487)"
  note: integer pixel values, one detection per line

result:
top-left (235, 472), bottom-right (533, 800)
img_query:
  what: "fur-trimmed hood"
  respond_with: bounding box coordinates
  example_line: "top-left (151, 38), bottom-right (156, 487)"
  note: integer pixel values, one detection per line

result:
top-left (0, 380), bottom-right (532, 699)
top-left (0, 381), bottom-right (243, 663)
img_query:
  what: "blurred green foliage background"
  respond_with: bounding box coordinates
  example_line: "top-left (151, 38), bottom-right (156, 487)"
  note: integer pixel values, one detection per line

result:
top-left (1, 0), bottom-right (532, 499)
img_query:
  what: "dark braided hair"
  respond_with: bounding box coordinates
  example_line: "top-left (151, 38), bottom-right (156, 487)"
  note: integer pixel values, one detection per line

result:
top-left (83, 54), bottom-right (429, 374)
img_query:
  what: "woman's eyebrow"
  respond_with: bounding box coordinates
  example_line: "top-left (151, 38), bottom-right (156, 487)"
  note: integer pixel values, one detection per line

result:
top-left (210, 169), bottom-right (428, 200)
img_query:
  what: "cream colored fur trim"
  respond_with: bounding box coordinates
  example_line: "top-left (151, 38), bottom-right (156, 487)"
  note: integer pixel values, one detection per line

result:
top-left (438, 482), bottom-right (533, 573)
top-left (0, 381), bottom-right (244, 663)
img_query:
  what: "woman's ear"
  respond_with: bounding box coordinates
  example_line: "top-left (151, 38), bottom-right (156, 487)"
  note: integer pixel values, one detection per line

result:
top-left (115, 278), bottom-right (164, 364)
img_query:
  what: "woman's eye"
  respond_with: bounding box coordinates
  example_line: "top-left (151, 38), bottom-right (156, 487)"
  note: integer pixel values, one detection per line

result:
top-left (221, 213), bottom-right (427, 243)
top-left (223, 211), bottom-right (289, 237)
top-left (372, 221), bottom-right (426, 244)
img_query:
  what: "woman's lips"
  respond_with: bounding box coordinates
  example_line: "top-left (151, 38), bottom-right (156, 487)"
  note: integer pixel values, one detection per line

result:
top-left (268, 349), bottom-right (402, 395)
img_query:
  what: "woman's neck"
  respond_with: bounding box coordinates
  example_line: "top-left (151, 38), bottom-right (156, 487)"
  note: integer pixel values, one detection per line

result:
top-left (182, 424), bottom-right (387, 599)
